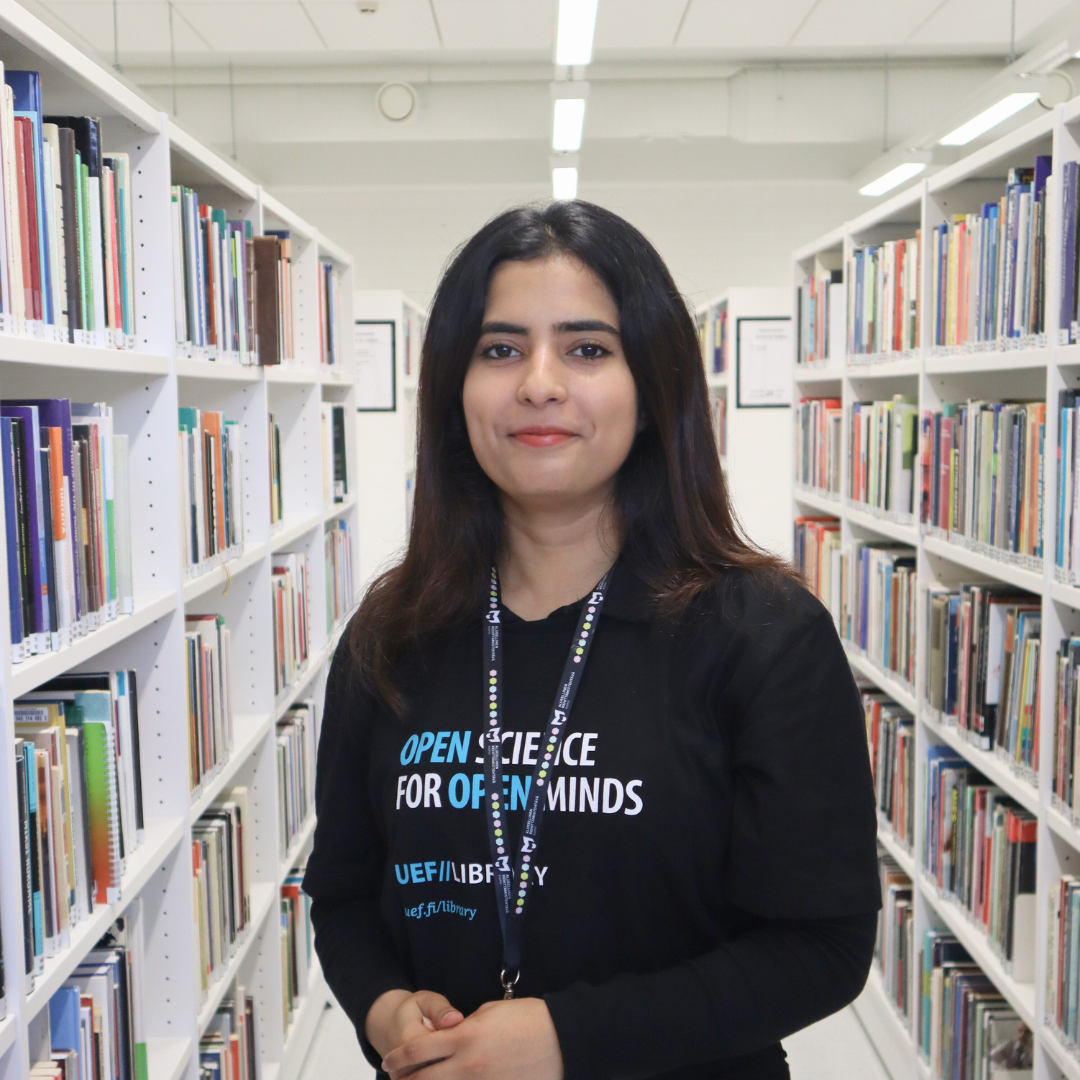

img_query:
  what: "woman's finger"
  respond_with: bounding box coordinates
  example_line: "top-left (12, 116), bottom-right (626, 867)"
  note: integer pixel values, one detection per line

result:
top-left (412, 991), bottom-right (464, 1029)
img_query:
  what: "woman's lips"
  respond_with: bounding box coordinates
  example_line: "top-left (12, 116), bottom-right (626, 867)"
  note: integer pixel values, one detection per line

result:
top-left (512, 427), bottom-right (576, 447)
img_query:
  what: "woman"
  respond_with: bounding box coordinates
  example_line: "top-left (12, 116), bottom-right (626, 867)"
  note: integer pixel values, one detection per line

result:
top-left (302, 201), bottom-right (880, 1080)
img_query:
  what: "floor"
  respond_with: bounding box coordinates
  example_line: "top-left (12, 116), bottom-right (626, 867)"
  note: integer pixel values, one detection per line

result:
top-left (297, 997), bottom-right (892, 1080)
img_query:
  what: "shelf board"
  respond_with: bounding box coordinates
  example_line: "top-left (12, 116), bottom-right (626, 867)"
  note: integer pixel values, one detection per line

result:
top-left (1052, 580), bottom-right (1080, 611)
top-left (146, 1037), bottom-right (194, 1080)
top-left (265, 365), bottom-right (320, 385)
top-left (793, 485), bottom-right (841, 516)
top-left (25, 816), bottom-right (185, 1021)
top-left (851, 965), bottom-right (917, 1080)
top-left (877, 822), bottom-right (915, 879)
top-left (1047, 805), bottom-right (1080, 857)
top-left (320, 367), bottom-right (354, 387)
top-left (175, 357), bottom-right (260, 382)
top-left (1041, 1025), bottom-right (1080, 1080)
top-left (323, 495), bottom-right (356, 524)
top-left (918, 873), bottom-right (1035, 1029)
top-left (921, 535), bottom-right (1043, 594)
top-left (279, 960), bottom-right (329, 1080)
top-left (921, 710), bottom-right (1040, 816)
top-left (168, 119), bottom-right (257, 200)
top-left (190, 712), bottom-right (274, 824)
top-left (270, 513), bottom-right (322, 553)
top-left (705, 372), bottom-right (727, 389)
top-left (10, 591), bottom-right (178, 698)
top-left (1057, 343), bottom-right (1080, 368)
top-left (183, 544), bottom-right (268, 606)
top-left (279, 813), bottom-right (316, 886)
top-left (844, 504), bottom-right (919, 546)
top-left (845, 356), bottom-right (920, 378)
top-left (793, 364), bottom-right (843, 384)
top-left (274, 646), bottom-right (328, 722)
top-left (843, 643), bottom-right (918, 714)
top-left (197, 881), bottom-right (277, 1036)
top-left (0, 336), bottom-right (169, 375)
top-left (924, 347), bottom-right (1050, 374)
top-left (0, 1014), bottom-right (16, 1061)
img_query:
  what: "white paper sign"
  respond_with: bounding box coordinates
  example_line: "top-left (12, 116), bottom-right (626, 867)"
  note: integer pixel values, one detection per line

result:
top-left (736, 317), bottom-right (793, 408)
top-left (355, 321), bottom-right (396, 410)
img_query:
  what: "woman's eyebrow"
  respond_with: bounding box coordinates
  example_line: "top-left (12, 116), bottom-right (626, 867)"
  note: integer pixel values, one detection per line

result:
top-left (480, 320), bottom-right (529, 335)
top-left (555, 319), bottom-right (620, 335)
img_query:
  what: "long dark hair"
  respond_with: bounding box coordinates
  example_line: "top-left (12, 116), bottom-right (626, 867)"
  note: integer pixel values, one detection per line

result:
top-left (348, 200), bottom-right (794, 711)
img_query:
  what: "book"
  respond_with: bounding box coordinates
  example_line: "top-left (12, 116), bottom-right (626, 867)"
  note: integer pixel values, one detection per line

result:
top-left (324, 518), bottom-right (354, 632)
top-left (271, 553), bottom-right (310, 697)
top-left (847, 396), bottom-right (918, 517)
top-left (846, 234), bottom-right (920, 357)
top-left (794, 397), bottom-right (842, 494)
top-left (185, 613), bottom-right (235, 796)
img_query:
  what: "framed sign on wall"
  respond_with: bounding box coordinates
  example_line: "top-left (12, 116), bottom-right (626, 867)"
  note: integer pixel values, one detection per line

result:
top-left (355, 320), bottom-right (397, 411)
top-left (736, 316), bottom-right (793, 408)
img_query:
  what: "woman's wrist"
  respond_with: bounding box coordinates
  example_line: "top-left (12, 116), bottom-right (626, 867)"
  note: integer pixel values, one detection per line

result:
top-left (365, 989), bottom-right (413, 1055)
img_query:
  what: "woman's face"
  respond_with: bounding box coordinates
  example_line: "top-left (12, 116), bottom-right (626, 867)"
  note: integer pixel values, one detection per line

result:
top-left (462, 255), bottom-right (639, 511)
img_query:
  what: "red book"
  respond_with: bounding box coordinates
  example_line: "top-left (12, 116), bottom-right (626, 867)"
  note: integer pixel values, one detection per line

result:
top-left (17, 118), bottom-right (41, 321)
top-left (11, 118), bottom-right (33, 320)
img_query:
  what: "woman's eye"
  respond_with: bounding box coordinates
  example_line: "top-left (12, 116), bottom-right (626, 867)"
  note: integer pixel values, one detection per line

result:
top-left (482, 342), bottom-right (520, 360)
top-left (572, 341), bottom-right (610, 360)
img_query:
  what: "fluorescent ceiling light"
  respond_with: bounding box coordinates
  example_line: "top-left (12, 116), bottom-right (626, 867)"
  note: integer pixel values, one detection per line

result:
top-left (553, 98), bottom-right (586, 151)
top-left (939, 92), bottom-right (1041, 146)
top-left (859, 162), bottom-right (927, 197)
top-left (552, 167), bottom-right (578, 200)
top-left (556, 0), bottom-right (599, 66)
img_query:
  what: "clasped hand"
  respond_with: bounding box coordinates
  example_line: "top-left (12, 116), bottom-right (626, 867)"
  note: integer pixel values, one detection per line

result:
top-left (366, 989), bottom-right (564, 1080)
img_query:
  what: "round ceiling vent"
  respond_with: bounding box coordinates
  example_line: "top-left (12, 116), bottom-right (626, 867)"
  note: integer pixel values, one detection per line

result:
top-left (377, 82), bottom-right (417, 122)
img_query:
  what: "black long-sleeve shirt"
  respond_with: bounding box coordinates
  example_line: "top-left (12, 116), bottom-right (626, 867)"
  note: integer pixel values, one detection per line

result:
top-left (303, 559), bottom-right (881, 1079)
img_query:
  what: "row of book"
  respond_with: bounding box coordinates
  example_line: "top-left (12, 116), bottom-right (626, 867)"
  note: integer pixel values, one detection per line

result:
top-left (319, 404), bottom-right (348, 505)
top-left (402, 307), bottom-right (426, 378)
top-left (924, 746), bottom-right (1037, 979)
top-left (848, 397), bottom-right (918, 517)
top-left (325, 520), bottom-right (354, 633)
top-left (201, 990), bottom-right (261, 1080)
top-left (187, 613), bottom-right (235, 798)
top-left (846, 235), bottom-right (920, 358)
top-left (1056, 390), bottom-right (1080, 584)
top-left (3, 399), bottom-right (134, 663)
top-left (272, 553), bottom-right (311, 697)
top-left (919, 927), bottom-right (1032, 1078)
top-left (796, 268), bottom-right (842, 366)
top-left (876, 855), bottom-right (914, 1024)
top-left (281, 867), bottom-right (313, 1030)
top-left (926, 584), bottom-right (1041, 779)
top-left (1060, 160), bottom-right (1080, 343)
top-left (833, 542), bottom-right (917, 689)
top-left (792, 515), bottom-right (839, 606)
top-left (930, 159), bottom-right (1050, 350)
top-left (269, 414), bottom-right (283, 528)
top-left (0, 67), bottom-right (136, 348)
top-left (179, 408), bottom-right (244, 578)
top-left (193, 789), bottom-right (252, 996)
top-left (865, 692), bottom-right (914, 850)
top-left (695, 306), bottom-right (726, 374)
top-left (45, 909), bottom-right (147, 1080)
top-left (318, 262), bottom-right (342, 367)
top-left (15, 671), bottom-right (145, 986)
top-left (921, 402), bottom-right (1046, 562)
top-left (1048, 875), bottom-right (1080, 1047)
top-left (1053, 636), bottom-right (1080, 820)
top-left (794, 397), bottom-right (841, 495)
top-left (276, 702), bottom-right (315, 860)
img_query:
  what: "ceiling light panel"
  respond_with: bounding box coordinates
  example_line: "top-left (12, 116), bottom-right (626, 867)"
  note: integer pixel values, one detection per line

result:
top-left (556, 0), bottom-right (599, 66)
top-left (858, 162), bottom-right (926, 197)
top-left (552, 98), bottom-right (586, 151)
top-left (939, 92), bottom-right (1041, 146)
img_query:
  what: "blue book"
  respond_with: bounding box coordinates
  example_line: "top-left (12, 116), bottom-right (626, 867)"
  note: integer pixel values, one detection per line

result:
top-left (1, 418), bottom-right (24, 661)
top-left (5, 71), bottom-right (53, 328)
top-left (49, 985), bottom-right (81, 1051)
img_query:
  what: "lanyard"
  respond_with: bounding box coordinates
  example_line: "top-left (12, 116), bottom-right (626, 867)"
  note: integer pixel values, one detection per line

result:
top-left (483, 566), bottom-right (609, 999)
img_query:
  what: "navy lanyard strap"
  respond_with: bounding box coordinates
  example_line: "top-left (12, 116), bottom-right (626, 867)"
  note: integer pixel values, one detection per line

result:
top-left (483, 567), bottom-right (609, 998)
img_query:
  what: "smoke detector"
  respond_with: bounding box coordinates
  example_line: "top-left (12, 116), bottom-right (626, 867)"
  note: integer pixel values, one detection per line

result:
top-left (377, 82), bottom-right (417, 122)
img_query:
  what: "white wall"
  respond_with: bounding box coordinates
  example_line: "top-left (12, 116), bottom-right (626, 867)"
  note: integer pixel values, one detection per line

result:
top-left (271, 178), bottom-right (868, 309)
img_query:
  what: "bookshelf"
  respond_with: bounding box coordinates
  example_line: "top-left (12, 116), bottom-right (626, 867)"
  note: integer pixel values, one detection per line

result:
top-left (353, 289), bottom-right (426, 587)
top-left (791, 101), bottom-right (1080, 1080)
top-left (0, 5), bottom-right (359, 1080)
top-left (696, 287), bottom-right (794, 559)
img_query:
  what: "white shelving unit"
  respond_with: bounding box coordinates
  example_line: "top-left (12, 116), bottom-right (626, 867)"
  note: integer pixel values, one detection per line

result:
top-left (696, 287), bottom-right (794, 559)
top-left (0, 6), bottom-right (360, 1079)
top-left (353, 289), bottom-right (426, 589)
top-left (790, 101), bottom-right (1080, 1080)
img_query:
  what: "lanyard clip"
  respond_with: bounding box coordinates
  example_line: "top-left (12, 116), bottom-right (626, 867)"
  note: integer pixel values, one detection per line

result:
top-left (500, 968), bottom-right (520, 1000)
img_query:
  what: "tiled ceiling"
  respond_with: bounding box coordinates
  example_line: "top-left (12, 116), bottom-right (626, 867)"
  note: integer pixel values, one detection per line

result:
top-left (27, 0), bottom-right (1080, 63)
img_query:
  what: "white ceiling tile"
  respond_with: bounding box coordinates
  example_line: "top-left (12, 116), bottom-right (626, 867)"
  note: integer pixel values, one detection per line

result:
top-left (594, 0), bottom-right (687, 50)
top-left (42, 2), bottom-right (211, 52)
top-left (792, 0), bottom-right (945, 47)
top-left (431, 1), bottom-right (554, 50)
top-left (906, 0), bottom-right (1073, 45)
top-left (677, 0), bottom-right (819, 48)
top-left (305, 1), bottom-right (441, 50)
top-left (176, 3), bottom-right (327, 51)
